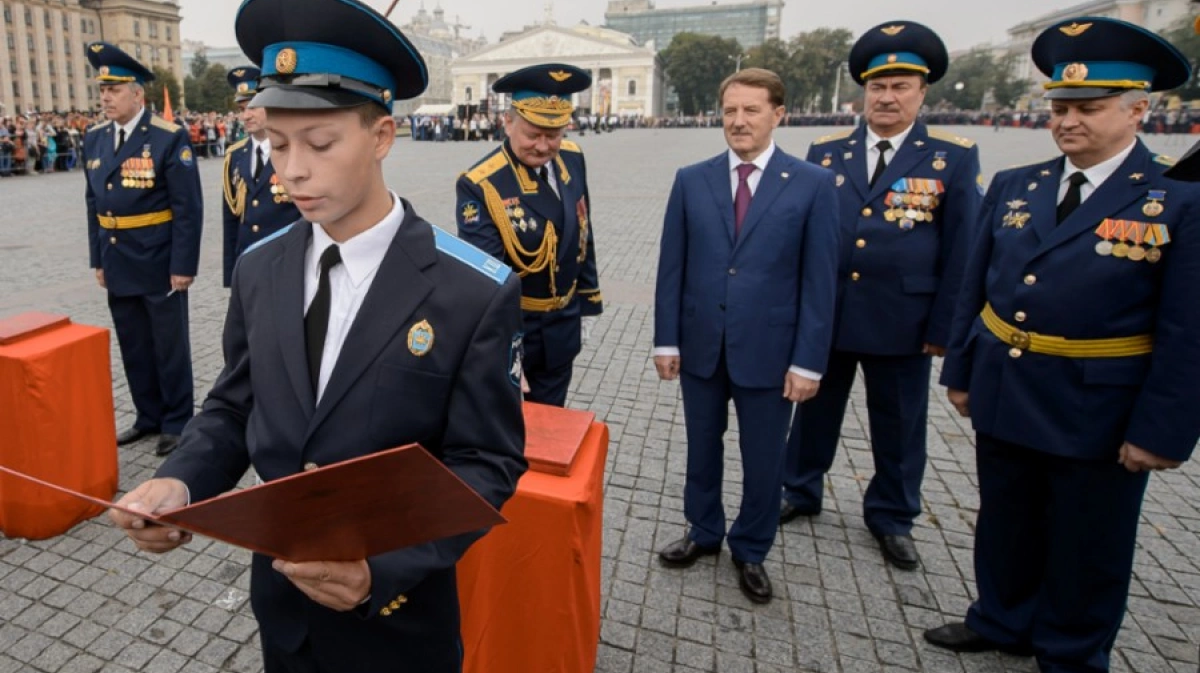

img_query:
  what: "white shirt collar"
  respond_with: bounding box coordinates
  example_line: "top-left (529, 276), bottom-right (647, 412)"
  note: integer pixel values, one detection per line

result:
top-left (1063, 139), bottom-right (1137, 190)
top-left (250, 136), bottom-right (271, 159)
top-left (115, 108), bottom-right (145, 146)
top-left (309, 192), bottom-right (405, 289)
top-left (728, 141), bottom-right (776, 174)
top-left (866, 123), bottom-right (915, 152)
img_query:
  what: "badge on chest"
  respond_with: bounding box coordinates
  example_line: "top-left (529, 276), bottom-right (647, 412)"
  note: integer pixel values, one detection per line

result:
top-left (120, 145), bottom-right (156, 189)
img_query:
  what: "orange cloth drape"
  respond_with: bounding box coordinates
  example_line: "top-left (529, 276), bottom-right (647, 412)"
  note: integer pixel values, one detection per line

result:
top-left (458, 422), bottom-right (608, 673)
top-left (0, 324), bottom-right (117, 539)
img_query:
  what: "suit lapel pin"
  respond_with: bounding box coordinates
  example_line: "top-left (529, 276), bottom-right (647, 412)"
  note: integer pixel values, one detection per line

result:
top-left (1130, 173), bottom-right (1144, 181)
top-left (408, 320), bottom-right (435, 357)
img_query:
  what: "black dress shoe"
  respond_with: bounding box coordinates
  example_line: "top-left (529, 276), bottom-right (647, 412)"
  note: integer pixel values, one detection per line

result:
top-left (116, 427), bottom-right (157, 446)
top-left (875, 532), bottom-right (920, 570)
top-left (658, 537), bottom-right (720, 568)
top-left (732, 559), bottom-right (772, 604)
top-left (924, 622), bottom-right (1033, 656)
top-left (779, 500), bottom-right (821, 524)
top-left (155, 434), bottom-right (180, 457)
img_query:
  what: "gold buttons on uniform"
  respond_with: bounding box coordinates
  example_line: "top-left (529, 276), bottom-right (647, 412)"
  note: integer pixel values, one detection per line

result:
top-left (380, 607), bottom-right (392, 617)
top-left (851, 272), bottom-right (861, 281)
top-left (855, 239), bottom-right (866, 249)
top-left (1023, 274), bottom-right (1037, 286)
top-left (861, 207), bottom-right (873, 217)
top-left (1014, 311), bottom-right (1027, 323)
top-left (1009, 348), bottom-right (1023, 359)
top-left (303, 462), bottom-right (319, 472)
top-left (252, 199), bottom-right (259, 208)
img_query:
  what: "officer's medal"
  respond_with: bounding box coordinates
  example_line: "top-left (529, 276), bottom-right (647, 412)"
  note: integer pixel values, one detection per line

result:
top-left (932, 151), bottom-right (947, 171)
top-left (270, 173), bottom-right (291, 203)
top-left (1142, 190), bottom-right (1165, 218)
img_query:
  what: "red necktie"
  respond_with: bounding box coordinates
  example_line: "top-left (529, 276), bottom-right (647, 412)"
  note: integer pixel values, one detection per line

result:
top-left (734, 163), bottom-right (756, 236)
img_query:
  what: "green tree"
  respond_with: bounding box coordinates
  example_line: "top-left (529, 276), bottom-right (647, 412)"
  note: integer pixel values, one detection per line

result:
top-left (184, 63), bottom-right (234, 112)
top-left (926, 49), bottom-right (1029, 109)
top-left (1161, 17), bottom-right (1200, 100)
top-left (143, 66), bottom-right (181, 114)
top-left (788, 28), bottom-right (854, 112)
top-left (661, 32), bottom-right (743, 115)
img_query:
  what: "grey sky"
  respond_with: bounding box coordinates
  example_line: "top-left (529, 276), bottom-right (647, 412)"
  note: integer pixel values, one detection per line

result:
top-left (179, 0), bottom-right (1080, 52)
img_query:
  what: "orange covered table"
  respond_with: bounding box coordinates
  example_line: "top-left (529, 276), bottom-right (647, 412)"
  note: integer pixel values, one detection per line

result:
top-left (457, 421), bottom-right (608, 673)
top-left (0, 316), bottom-right (117, 539)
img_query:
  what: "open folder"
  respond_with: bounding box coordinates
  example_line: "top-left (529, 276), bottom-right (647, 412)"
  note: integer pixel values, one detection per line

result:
top-left (0, 444), bottom-right (504, 562)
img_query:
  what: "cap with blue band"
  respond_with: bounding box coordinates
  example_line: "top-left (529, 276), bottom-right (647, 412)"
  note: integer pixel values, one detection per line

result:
top-left (848, 21), bottom-right (948, 86)
top-left (1032, 17), bottom-right (1190, 100)
top-left (86, 42), bottom-right (155, 85)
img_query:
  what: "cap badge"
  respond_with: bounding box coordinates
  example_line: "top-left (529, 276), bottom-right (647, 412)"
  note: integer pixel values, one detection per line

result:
top-left (880, 25), bottom-right (905, 36)
top-left (232, 69), bottom-right (246, 77)
top-left (549, 70), bottom-right (573, 82)
top-left (382, 89), bottom-right (393, 103)
top-left (98, 66), bottom-right (110, 76)
top-left (886, 54), bottom-right (898, 64)
top-left (1062, 63), bottom-right (1089, 83)
top-left (276, 48), bottom-right (298, 75)
top-left (1059, 22), bottom-right (1093, 37)
top-left (90, 44), bottom-right (104, 53)
top-left (237, 82), bottom-right (249, 93)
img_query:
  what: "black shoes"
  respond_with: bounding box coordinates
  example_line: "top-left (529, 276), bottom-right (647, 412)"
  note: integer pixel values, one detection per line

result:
top-left (116, 426), bottom-right (157, 446)
top-left (875, 532), bottom-right (921, 571)
top-left (657, 537), bottom-right (720, 568)
top-left (779, 500), bottom-right (821, 524)
top-left (732, 559), bottom-right (772, 604)
top-left (924, 622), bottom-right (1034, 656)
top-left (155, 434), bottom-right (180, 457)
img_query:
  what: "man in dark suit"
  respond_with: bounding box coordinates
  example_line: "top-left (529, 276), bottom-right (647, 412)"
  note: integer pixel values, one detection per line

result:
top-left (222, 66), bottom-right (301, 288)
top-left (653, 68), bottom-right (840, 604)
top-left (456, 64), bottom-right (602, 407)
top-left (83, 42), bottom-right (203, 457)
top-left (924, 18), bottom-right (1200, 672)
top-left (780, 21), bottom-right (983, 571)
top-left (109, 1), bottom-right (526, 671)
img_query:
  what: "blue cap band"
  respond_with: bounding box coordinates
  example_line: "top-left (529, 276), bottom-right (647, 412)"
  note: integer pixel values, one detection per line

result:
top-left (262, 41), bottom-right (397, 96)
top-left (864, 51), bottom-right (929, 75)
top-left (1050, 61), bottom-right (1155, 88)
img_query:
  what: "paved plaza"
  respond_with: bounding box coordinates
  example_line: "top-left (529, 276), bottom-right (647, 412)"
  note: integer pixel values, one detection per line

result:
top-left (1, 125), bottom-right (1199, 673)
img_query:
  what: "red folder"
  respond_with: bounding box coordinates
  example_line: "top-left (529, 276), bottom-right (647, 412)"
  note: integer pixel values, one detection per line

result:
top-left (0, 444), bottom-right (503, 562)
top-left (522, 402), bottom-right (596, 476)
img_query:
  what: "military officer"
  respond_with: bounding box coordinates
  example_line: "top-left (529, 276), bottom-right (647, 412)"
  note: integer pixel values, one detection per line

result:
top-left (780, 20), bottom-right (982, 571)
top-left (924, 18), bottom-right (1200, 672)
top-left (455, 64), bottom-right (602, 407)
top-left (83, 42), bottom-right (203, 457)
top-left (222, 66), bottom-right (301, 287)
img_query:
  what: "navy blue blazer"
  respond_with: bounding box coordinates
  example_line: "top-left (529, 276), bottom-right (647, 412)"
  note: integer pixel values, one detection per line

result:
top-left (221, 137), bottom-right (301, 287)
top-left (456, 140), bottom-right (602, 369)
top-left (84, 110), bottom-right (203, 297)
top-left (808, 122), bottom-right (982, 354)
top-left (941, 140), bottom-right (1200, 462)
top-left (157, 203), bottom-right (527, 670)
top-left (654, 147), bottom-right (841, 388)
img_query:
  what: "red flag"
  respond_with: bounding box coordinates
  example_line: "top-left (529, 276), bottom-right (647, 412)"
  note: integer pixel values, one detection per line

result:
top-left (162, 87), bottom-right (175, 123)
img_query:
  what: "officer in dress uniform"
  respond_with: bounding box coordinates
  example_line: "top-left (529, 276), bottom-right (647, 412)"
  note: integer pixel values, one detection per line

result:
top-left (222, 66), bottom-right (301, 287)
top-left (779, 21), bottom-right (983, 571)
top-left (924, 18), bottom-right (1200, 672)
top-left (83, 42), bottom-right (203, 457)
top-left (455, 64), bottom-right (602, 407)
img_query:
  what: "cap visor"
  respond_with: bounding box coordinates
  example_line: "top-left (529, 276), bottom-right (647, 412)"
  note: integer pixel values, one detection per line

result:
top-left (249, 84), bottom-right (375, 110)
top-left (1043, 86), bottom-right (1127, 100)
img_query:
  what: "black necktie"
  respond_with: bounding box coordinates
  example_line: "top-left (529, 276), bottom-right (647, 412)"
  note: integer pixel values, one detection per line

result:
top-left (116, 128), bottom-right (126, 154)
top-left (254, 146), bottom-right (265, 181)
top-left (1057, 171), bottom-right (1088, 224)
top-left (538, 165), bottom-right (558, 199)
top-left (869, 139), bottom-right (892, 188)
top-left (305, 244), bottom-right (342, 395)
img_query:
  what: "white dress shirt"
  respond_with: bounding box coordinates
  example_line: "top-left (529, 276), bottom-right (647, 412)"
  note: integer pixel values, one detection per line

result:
top-left (250, 136), bottom-right (272, 180)
top-left (537, 162), bottom-right (560, 199)
top-left (305, 192), bottom-right (404, 402)
top-left (1058, 139), bottom-right (1137, 205)
top-left (653, 141), bottom-right (820, 382)
top-left (865, 123), bottom-right (914, 185)
top-left (114, 108), bottom-right (145, 152)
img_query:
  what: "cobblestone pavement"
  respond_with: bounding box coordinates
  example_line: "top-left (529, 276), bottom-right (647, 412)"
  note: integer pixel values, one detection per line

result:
top-left (1, 126), bottom-right (1198, 673)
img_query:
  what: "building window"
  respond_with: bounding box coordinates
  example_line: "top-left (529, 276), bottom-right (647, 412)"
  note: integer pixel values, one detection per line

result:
top-left (135, 45), bottom-right (141, 58)
top-left (628, 79), bottom-right (637, 96)
top-left (46, 36), bottom-right (52, 51)
top-left (133, 20), bottom-right (140, 37)
top-left (48, 60), bottom-right (55, 74)
top-left (12, 81), bottom-right (19, 97)
top-left (8, 60), bottom-right (15, 74)
top-left (51, 83), bottom-right (57, 98)
top-left (80, 17), bottom-right (87, 32)
top-left (166, 26), bottom-right (171, 40)
top-left (24, 7), bottom-right (31, 26)
top-left (27, 35), bottom-right (33, 50)
top-left (29, 60), bottom-right (35, 74)
top-left (43, 10), bottom-right (49, 28)
top-left (149, 21), bottom-right (157, 38)
top-left (31, 81), bottom-right (38, 97)
top-left (64, 41), bottom-right (70, 56)
top-left (62, 14), bottom-right (67, 30)
top-left (66, 61), bottom-right (72, 75)
top-left (6, 34), bottom-right (12, 49)
top-left (3, 4), bottom-right (11, 25)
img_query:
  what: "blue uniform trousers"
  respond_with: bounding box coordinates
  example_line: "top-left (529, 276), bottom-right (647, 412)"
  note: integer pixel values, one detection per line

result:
top-left (783, 350), bottom-right (930, 535)
top-left (966, 434), bottom-right (1149, 673)
top-left (107, 291), bottom-right (194, 435)
top-left (519, 322), bottom-right (573, 407)
top-left (681, 350), bottom-right (792, 564)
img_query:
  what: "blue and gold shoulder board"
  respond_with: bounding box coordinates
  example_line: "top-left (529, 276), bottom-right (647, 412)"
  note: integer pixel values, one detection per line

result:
top-left (560, 140), bottom-right (582, 153)
top-left (243, 223), bottom-right (295, 256)
top-left (227, 137), bottom-right (250, 154)
top-left (465, 152), bottom-right (507, 185)
top-left (87, 120), bottom-right (112, 134)
top-left (813, 129), bottom-right (853, 145)
top-left (927, 128), bottom-right (976, 148)
top-left (150, 115), bottom-right (182, 134)
top-left (433, 227), bottom-right (511, 285)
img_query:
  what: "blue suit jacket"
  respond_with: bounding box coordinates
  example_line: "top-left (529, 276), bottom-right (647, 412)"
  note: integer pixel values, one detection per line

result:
top-left (941, 140), bottom-right (1200, 462)
top-left (157, 203), bottom-right (527, 670)
top-left (84, 110), bottom-right (203, 297)
top-left (221, 137), bottom-right (301, 287)
top-left (456, 140), bottom-right (602, 369)
top-left (654, 147), bottom-right (840, 388)
top-left (808, 122), bottom-right (982, 354)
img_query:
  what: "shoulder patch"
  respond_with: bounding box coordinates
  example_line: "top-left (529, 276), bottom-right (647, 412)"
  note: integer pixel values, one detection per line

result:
top-left (243, 223), bottom-right (295, 256)
top-left (150, 116), bottom-right (182, 134)
top-left (433, 227), bottom-right (511, 285)
top-left (813, 129), bottom-right (854, 144)
top-left (1154, 154), bottom-right (1177, 167)
top-left (227, 137), bottom-right (250, 153)
top-left (927, 128), bottom-right (976, 148)
top-left (465, 152), bottom-right (508, 185)
top-left (559, 140), bottom-right (581, 153)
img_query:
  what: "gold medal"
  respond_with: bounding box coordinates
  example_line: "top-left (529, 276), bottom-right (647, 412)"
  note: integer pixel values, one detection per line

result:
top-left (905, 208), bottom-right (918, 220)
top-left (1143, 201), bottom-right (1164, 217)
top-left (1112, 242), bottom-right (1130, 258)
top-left (884, 210), bottom-right (897, 222)
top-left (932, 158), bottom-right (946, 171)
top-left (1146, 247), bottom-right (1163, 263)
top-left (1127, 245), bottom-right (1146, 261)
top-left (513, 207), bottom-right (525, 218)
top-left (1094, 240), bottom-right (1113, 256)
top-left (821, 158), bottom-right (831, 167)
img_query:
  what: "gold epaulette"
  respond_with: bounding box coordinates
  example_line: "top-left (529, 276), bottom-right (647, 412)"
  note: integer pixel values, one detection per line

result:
top-left (813, 129), bottom-right (853, 144)
top-left (1154, 154), bottom-right (1177, 167)
top-left (560, 140), bottom-right (582, 153)
top-left (222, 148), bottom-right (247, 216)
top-left (465, 152), bottom-right (507, 185)
top-left (150, 116), bottom-right (181, 133)
top-left (927, 128), bottom-right (976, 148)
top-left (86, 121), bottom-right (112, 135)
top-left (227, 137), bottom-right (250, 154)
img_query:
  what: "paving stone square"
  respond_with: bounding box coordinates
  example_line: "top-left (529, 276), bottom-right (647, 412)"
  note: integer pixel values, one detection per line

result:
top-left (1, 125), bottom-right (1198, 672)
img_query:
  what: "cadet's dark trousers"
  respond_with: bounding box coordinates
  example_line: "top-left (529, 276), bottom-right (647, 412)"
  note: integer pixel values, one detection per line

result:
top-left (680, 350), bottom-right (792, 564)
top-left (966, 434), bottom-right (1149, 673)
top-left (107, 290), bottom-right (194, 435)
top-left (782, 350), bottom-right (931, 535)
top-left (520, 322), bottom-right (574, 407)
